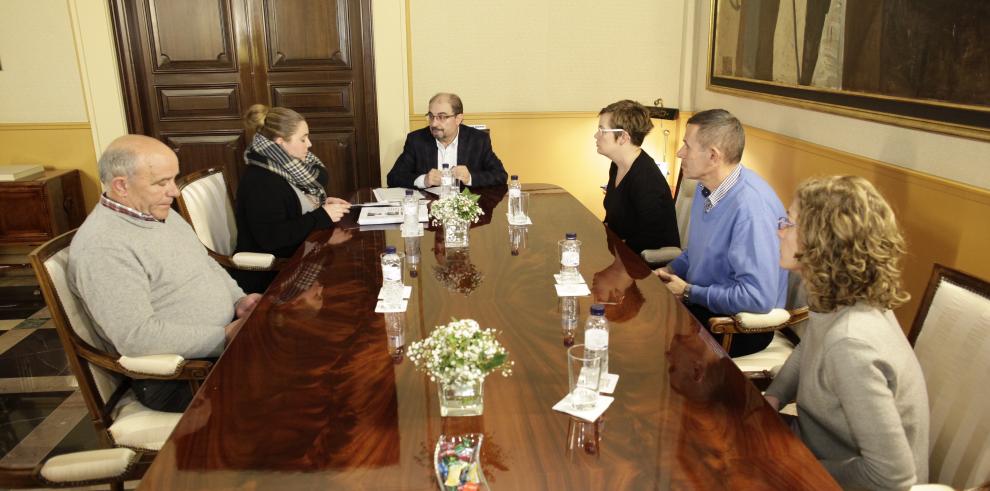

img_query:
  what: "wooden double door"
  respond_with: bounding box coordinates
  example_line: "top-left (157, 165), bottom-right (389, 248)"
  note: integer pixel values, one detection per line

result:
top-left (111, 0), bottom-right (379, 198)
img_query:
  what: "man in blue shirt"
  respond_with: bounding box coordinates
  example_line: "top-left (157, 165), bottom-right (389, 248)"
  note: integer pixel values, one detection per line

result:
top-left (656, 109), bottom-right (787, 357)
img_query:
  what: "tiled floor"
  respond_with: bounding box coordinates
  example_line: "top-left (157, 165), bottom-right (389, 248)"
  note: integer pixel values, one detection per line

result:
top-left (0, 277), bottom-right (135, 489)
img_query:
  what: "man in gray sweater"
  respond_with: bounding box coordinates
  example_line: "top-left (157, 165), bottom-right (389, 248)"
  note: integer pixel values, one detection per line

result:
top-left (68, 135), bottom-right (262, 412)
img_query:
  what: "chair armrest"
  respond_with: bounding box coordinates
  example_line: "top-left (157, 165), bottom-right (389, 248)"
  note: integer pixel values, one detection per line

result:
top-left (232, 252), bottom-right (276, 270)
top-left (117, 354), bottom-right (185, 377)
top-left (711, 308), bottom-right (809, 335)
top-left (39, 448), bottom-right (141, 486)
top-left (641, 247), bottom-right (682, 267)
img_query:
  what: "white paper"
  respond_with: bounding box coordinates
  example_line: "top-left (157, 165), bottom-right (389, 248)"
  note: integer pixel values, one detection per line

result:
top-left (358, 203), bottom-right (428, 225)
top-left (374, 298), bottom-right (409, 313)
top-left (423, 186), bottom-right (444, 196)
top-left (377, 286), bottom-right (412, 300)
top-left (373, 187), bottom-right (424, 202)
top-left (599, 373), bottom-right (619, 394)
top-left (552, 394), bottom-right (615, 422)
top-left (505, 213), bottom-right (533, 225)
top-left (555, 283), bottom-right (591, 297)
top-left (553, 273), bottom-right (586, 285)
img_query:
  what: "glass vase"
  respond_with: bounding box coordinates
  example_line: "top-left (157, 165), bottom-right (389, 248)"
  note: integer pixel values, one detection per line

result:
top-left (443, 218), bottom-right (470, 248)
top-left (437, 379), bottom-right (484, 417)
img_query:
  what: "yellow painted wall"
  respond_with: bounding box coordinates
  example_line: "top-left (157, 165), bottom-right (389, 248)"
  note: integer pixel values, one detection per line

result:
top-left (407, 0), bottom-right (686, 113)
top-left (0, 0), bottom-right (88, 123)
top-left (0, 123), bottom-right (101, 209)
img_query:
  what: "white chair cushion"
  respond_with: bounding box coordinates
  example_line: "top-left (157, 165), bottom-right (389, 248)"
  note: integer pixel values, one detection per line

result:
top-left (40, 448), bottom-right (137, 483)
top-left (45, 251), bottom-right (123, 401)
top-left (732, 330), bottom-right (795, 373)
top-left (118, 354), bottom-right (184, 376)
top-left (914, 279), bottom-right (990, 489)
top-left (232, 252), bottom-right (276, 269)
top-left (109, 399), bottom-right (182, 451)
top-left (181, 172), bottom-right (237, 256)
top-left (735, 308), bottom-right (791, 329)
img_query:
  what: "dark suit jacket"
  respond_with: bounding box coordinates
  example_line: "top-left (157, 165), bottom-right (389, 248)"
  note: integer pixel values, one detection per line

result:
top-left (386, 125), bottom-right (508, 188)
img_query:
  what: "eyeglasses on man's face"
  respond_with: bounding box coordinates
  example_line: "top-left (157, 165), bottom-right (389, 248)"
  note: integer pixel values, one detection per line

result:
top-left (777, 216), bottom-right (796, 230)
top-left (426, 113), bottom-right (458, 123)
top-left (596, 127), bottom-right (625, 136)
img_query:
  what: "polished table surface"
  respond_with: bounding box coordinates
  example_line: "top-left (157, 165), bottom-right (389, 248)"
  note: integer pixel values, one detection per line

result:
top-left (140, 184), bottom-right (838, 490)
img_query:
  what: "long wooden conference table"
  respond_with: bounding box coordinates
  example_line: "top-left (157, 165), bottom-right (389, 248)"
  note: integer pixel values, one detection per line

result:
top-left (139, 184), bottom-right (838, 489)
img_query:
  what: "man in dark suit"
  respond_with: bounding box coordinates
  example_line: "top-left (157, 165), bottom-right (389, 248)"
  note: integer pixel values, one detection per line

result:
top-left (387, 93), bottom-right (508, 189)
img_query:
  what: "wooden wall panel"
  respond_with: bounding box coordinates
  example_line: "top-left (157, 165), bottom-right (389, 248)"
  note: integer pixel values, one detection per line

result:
top-left (739, 125), bottom-right (990, 330)
top-left (271, 84), bottom-right (352, 116)
top-left (264, 0), bottom-right (349, 68)
top-left (147, 0), bottom-right (235, 70)
top-left (310, 130), bottom-right (355, 198)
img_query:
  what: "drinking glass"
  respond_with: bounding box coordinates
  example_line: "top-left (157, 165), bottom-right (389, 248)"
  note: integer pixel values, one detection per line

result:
top-left (567, 344), bottom-right (602, 411)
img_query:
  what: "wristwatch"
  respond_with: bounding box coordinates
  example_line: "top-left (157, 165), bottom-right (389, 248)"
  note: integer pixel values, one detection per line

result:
top-left (682, 284), bottom-right (692, 304)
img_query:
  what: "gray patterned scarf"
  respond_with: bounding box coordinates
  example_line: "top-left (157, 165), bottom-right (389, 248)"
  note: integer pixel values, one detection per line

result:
top-left (245, 133), bottom-right (327, 204)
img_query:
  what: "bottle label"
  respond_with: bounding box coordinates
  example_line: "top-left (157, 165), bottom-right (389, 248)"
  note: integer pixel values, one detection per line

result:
top-left (383, 265), bottom-right (402, 282)
top-left (509, 188), bottom-right (521, 198)
top-left (561, 250), bottom-right (580, 267)
top-left (586, 329), bottom-right (608, 350)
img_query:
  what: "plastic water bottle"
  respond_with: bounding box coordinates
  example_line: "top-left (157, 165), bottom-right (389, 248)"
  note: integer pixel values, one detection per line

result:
top-left (404, 236), bottom-right (421, 278)
top-left (584, 304), bottom-right (609, 377)
top-left (508, 175), bottom-right (522, 222)
top-left (402, 189), bottom-right (418, 234)
top-left (380, 245), bottom-right (404, 308)
top-left (440, 163), bottom-right (454, 197)
top-left (561, 296), bottom-right (578, 346)
top-left (559, 232), bottom-right (581, 282)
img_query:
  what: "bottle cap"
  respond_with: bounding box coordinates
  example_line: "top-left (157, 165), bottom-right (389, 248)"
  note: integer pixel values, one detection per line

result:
top-left (384, 245), bottom-right (396, 254)
top-left (565, 232), bottom-right (577, 240)
top-left (590, 304), bottom-right (605, 316)
top-left (405, 189), bottom-right (414, 196)
top-left (511, 174), bottom-right (519, 180)
top-left (442, 163), bottom-right (450, 169)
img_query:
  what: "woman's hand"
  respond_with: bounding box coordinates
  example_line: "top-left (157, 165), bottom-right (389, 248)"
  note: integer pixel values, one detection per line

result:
top-left (322, 197), bottom-right (351, 222)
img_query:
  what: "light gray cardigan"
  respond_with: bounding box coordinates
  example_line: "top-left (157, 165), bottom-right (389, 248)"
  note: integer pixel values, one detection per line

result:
top-left (766, 303), bottom-right (929, 490)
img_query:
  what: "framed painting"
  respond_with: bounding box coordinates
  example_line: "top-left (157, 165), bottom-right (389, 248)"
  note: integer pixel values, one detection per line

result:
top-left (707, 0), bottom-right (990, 141)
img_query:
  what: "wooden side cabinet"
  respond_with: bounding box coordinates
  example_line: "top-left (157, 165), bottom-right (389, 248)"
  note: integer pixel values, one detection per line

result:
top-left (0, 169), bottom-right (86, 245)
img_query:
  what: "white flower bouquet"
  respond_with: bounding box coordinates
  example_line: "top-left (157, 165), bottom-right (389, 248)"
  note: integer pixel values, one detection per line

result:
top-left (429, 189), bottom-right (484, 227)
top-left (407, 319), bottom-right (513, 386)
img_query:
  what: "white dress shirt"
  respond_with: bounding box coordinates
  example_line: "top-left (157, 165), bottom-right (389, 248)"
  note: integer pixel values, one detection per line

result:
top-left (413, 134), bottom-right (471, 187)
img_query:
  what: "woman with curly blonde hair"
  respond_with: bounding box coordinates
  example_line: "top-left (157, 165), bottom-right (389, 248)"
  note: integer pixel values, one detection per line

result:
top-left (764, 176), bottom-right (930, 490)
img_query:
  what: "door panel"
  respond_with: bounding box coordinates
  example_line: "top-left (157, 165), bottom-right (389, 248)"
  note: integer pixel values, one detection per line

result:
top-left (264, 0), bottom-right (349, 68)
top-left (111, 0), bottom-right (378, 201)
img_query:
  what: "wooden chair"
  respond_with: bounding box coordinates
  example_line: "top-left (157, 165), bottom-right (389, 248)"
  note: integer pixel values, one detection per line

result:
top-left (175, 167), bottom-right (279, 271)
top-left (0, 448), bottom-right (149, 490)
top-left (640, 171), bottom-right (698, 267)
top-left (907, 264), bottom-right (990, 489)
top-left (709, 271), bottom-right (808, 389)
top-left (28, 230), bottom-right (211, 461)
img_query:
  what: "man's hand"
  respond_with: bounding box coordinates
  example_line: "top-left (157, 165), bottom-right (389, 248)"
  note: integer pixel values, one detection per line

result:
top-left (235, 293), bottom-right (262, 319)
top-left (224, 317), bottom-right (246, 342)
top-left (452, 165), bottom-right (471, 184)
top-left (425, 169), bottom-right (442, 187)
top-left (656, 269), bottom-right (689, 297)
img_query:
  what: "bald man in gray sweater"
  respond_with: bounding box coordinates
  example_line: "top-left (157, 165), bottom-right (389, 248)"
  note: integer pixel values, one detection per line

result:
top-left (68, 135), bottom-right (262, 412)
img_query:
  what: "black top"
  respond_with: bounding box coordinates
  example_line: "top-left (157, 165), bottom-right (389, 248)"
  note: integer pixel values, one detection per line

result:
top-left (235, 155), bottom-right (333, 259)
top-left (602, 150), bottom-right (679, 254)
top-left (386, 125), bottom-right (508, 188)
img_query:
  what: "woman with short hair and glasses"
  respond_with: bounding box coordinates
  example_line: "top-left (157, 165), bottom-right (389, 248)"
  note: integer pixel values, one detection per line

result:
top-left (765, 175), bottom-right (929, 489)
top-left (596, 100), bottom-right (678, 254)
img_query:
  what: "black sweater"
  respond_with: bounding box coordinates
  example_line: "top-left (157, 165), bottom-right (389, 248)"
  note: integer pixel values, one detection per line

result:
top-left (234, 159), bottom-right (333, 259)
top-left (602, 150), bottom-right (679, 254)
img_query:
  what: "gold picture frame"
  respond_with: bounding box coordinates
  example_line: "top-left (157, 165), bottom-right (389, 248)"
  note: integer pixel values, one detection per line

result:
top-left (706, 0), bottom-right (990, 142)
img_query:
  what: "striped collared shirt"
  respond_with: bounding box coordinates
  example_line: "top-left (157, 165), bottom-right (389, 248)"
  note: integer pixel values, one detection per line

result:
top-left (702, 164), bottom-right (743, 213)
top-left (100, 193), bottom-right (162, 222)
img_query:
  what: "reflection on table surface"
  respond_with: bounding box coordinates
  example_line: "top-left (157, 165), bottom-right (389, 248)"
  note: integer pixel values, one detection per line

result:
top-left (139, 184), bottom-right (837, 490)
